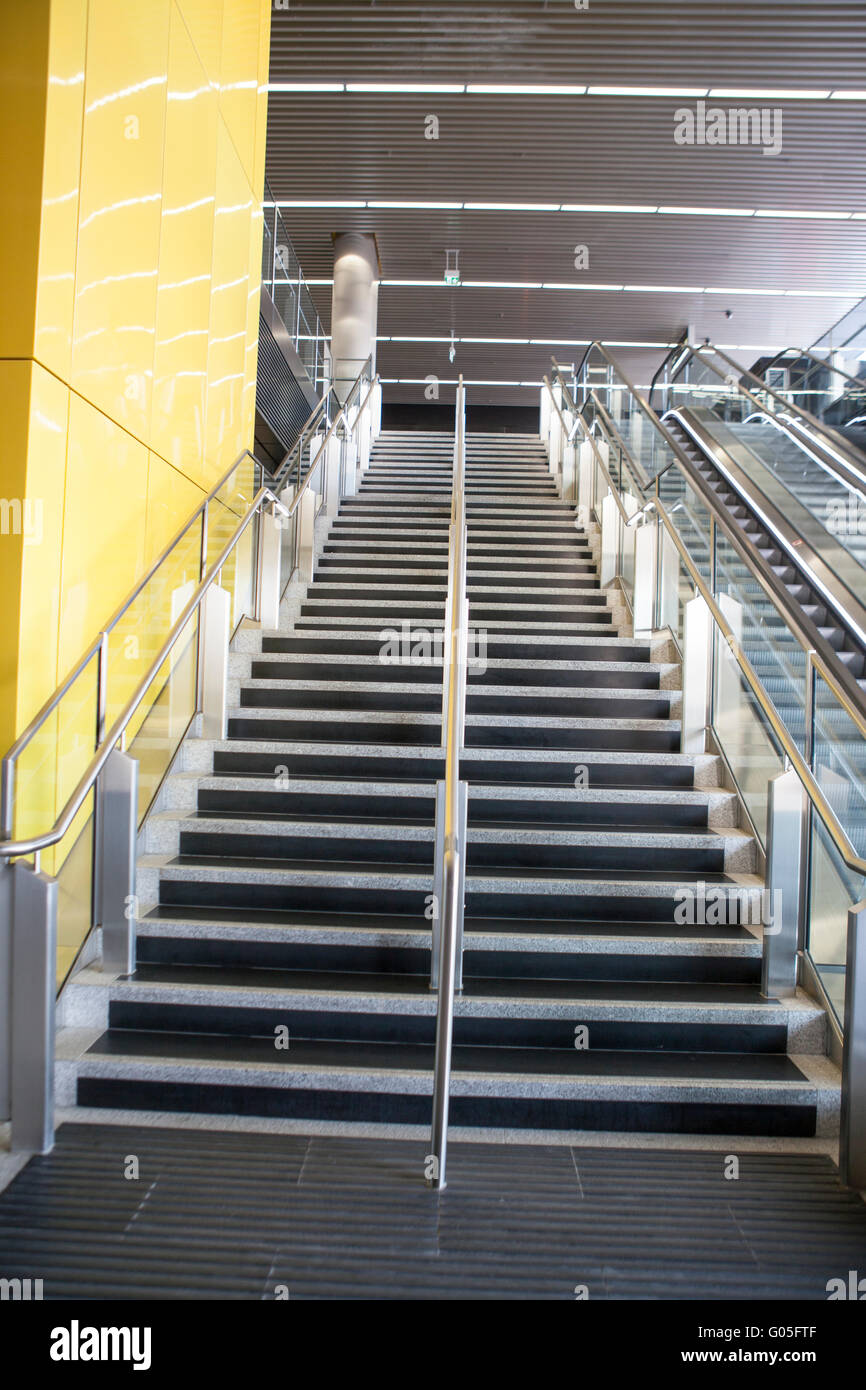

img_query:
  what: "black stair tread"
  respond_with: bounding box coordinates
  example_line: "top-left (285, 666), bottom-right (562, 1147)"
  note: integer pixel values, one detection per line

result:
top-left (140, 904), bottom-right (758, 941)
top-left (163, 854), bottom-right (736, 884)
top-left (126, 962), bottom-right (778, 1005)
top-left (84, 1030), bottom-right (809, 1083)
top-left (190, 810), bottom-right (718, 836)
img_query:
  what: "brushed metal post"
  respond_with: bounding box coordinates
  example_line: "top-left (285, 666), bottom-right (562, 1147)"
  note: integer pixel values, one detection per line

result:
top-left (10, 861), bottom-right (57, 1153)
top-left (762, 767), bottom-right (806, 999)
top-left (199, 584), bottom-right (231, 740)
top-left (0, 863), bottom-right (10, 1120)
top-left (97, 748), bottom-right (139, 976)
top-left (840, 902), bottom-right (866, 1189)
top-left (681, 594), bottom-right (712, 756)
top-left (632, 521), bottom-right (657, 636)
top-left (257, 507), bottom-right (283, 631)
top-left (453, 780), bottom-right (468, 994)
top-left (430, 779), bottom-right (445, 990)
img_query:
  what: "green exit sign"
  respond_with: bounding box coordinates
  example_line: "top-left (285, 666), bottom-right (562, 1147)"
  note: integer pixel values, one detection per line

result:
top-left (444, 271), bottom-right (461, 285)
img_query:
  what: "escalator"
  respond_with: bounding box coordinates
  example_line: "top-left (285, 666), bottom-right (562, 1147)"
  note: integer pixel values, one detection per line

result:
top-left (569, 342), bottom-right (866, 870)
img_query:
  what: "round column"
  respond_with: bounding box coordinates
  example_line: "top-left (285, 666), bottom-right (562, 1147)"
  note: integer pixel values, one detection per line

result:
top-left (330, 232), bottom-right (379, 402)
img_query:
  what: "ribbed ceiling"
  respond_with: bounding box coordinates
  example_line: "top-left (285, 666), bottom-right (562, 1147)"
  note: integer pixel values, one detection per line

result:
top-left (266, 1), bottom-right (866, 403)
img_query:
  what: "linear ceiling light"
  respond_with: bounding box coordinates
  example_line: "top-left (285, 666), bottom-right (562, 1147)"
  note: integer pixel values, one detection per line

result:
top-left (462, 280), bottom-right (543, 289)
top-left (562, 203), bottom-right (659, 214)
top-left (310, 278), bottom-right (854, 298)
top-left (708, 87), bottom-right (832, 100)
top-left (367, 200), bottom-right (464, 209)
top-left (657, 206), bottom-right (756, 217)
top-left (277, 199), bottom-right (366, 208)
top-left (272, 199), bottom-right (863, 220)
top-left (755, 208), bottom-right (852, 219)
top-left (268, 83), bottom-right (864, 102)
top-left (267, 82), bottom-right (346, 92)
top-left (466, 84), bottom-right (587, 95)
top-left (587, 85), bottom-right (708, 97)
top-left (346, 82), bottom-right (466, 93)
top-left (463, 201), bottom-right (561, 211)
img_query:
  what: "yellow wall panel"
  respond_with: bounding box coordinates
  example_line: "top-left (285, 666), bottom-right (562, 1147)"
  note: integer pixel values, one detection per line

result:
top-left (252, 3), bottom-right (271, 200)
top-left (0, 360), bottom-right (34, 754)
top-left (0, 0), bottom-right (50, 359)
top-left (177, 0), bottom-right (225, 90)
top-left (0, 0), bottom-right (269, 971)
top-left (219, 0), bottom-right (260, 182)
top-left (59, 395), bottom-right (149, 679)
top-left (71, 0), bottom-right (171, 443)
top-left (33, 0), bottom-right (87, 381)
top-left (151, 3), bottom-right (219, 481)
top-left (243, 204), bottom-right (264, 444)
top-left (145, 451), bottom-right (205, 566)
top-left (205, 123), bottom-right (253, 480)
top-left (16, 363), bottom-right (68, 734)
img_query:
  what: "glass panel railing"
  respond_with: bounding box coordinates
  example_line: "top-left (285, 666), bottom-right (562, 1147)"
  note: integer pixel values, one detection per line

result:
top-left (807, 817), bottom-right (864, 1025)
top-left (713, 528), bottom-right (808, 755)
top-left (812, 669), bottom-right (866, 862)
top-left (659, 347), bottom-right (866, 619)
top-left (578, 347), bottom-right (672, 484)
top-left (263, 186), bottom-right (327, 396)
top-left (711, 629), bottom-right (785, 849)
top-left (760, 350), bottom-right (866, 433)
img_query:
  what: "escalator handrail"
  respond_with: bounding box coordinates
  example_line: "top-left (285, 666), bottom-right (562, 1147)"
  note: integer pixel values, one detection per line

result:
top-left (761, 345), bottom-right (866, 396)
top-left (661, 339), bottom-right (866, 494)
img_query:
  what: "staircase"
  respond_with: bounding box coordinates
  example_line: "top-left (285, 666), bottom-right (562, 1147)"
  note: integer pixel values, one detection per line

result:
top-left (67, 430), bottom-right (835, 1139)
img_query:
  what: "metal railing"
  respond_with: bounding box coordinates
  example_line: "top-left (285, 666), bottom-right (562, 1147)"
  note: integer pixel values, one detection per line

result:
top-left (541, 356), bottom-right (866, 1187)
top-left (429, 377), bottom-right (469, 1191)
top-left (270, 352), bottom-right (375, 497)
top-left (261, 186), bottom-right (330, 393)
top-left (648, 339), bottom-right (866, 496)
top-left (0, 358), bottom-right (382, 1154)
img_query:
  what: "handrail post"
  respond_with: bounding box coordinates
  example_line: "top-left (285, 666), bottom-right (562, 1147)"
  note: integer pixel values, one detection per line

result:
top-left (762, 768), bottom-right (806, 999)
top-left (840, 902), bottom-right (866, 1188)
top-left (1, 757), bottom-right (14, 842)
top-left (10, 860), bottom-right (57, 1153)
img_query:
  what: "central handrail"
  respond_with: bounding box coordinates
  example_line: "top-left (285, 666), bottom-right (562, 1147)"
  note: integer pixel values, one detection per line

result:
top-left (430, 376), bottom-right (468, 1191)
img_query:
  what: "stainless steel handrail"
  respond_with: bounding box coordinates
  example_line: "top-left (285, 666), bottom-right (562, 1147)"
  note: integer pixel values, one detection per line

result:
top-left (1, 446), bottom-right (261, 790)
top-left (430, 376), bottom-right (468, 1191)
top-left (660, 340), bottom-right (866, 494)
top-left (0, 362), bottom-right (380, 858)
top-left (761, 344), bottom-right (866, 395)
top-left (542, 375), bottom-right (639, 528)
top-left (272, 353), bottom-right (374, 494)
top-left (542, 371), bottom-right (866, 879)
top-left (286, 367), bottom-right (379, 519)
top-left (0, 484), bottom-right (289, 860)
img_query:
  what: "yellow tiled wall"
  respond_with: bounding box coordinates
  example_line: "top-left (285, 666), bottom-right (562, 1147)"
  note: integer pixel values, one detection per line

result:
top-left (0, 0), bottom-right (270, 972)
top-left (0, 0), bottom-right (270, 762)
